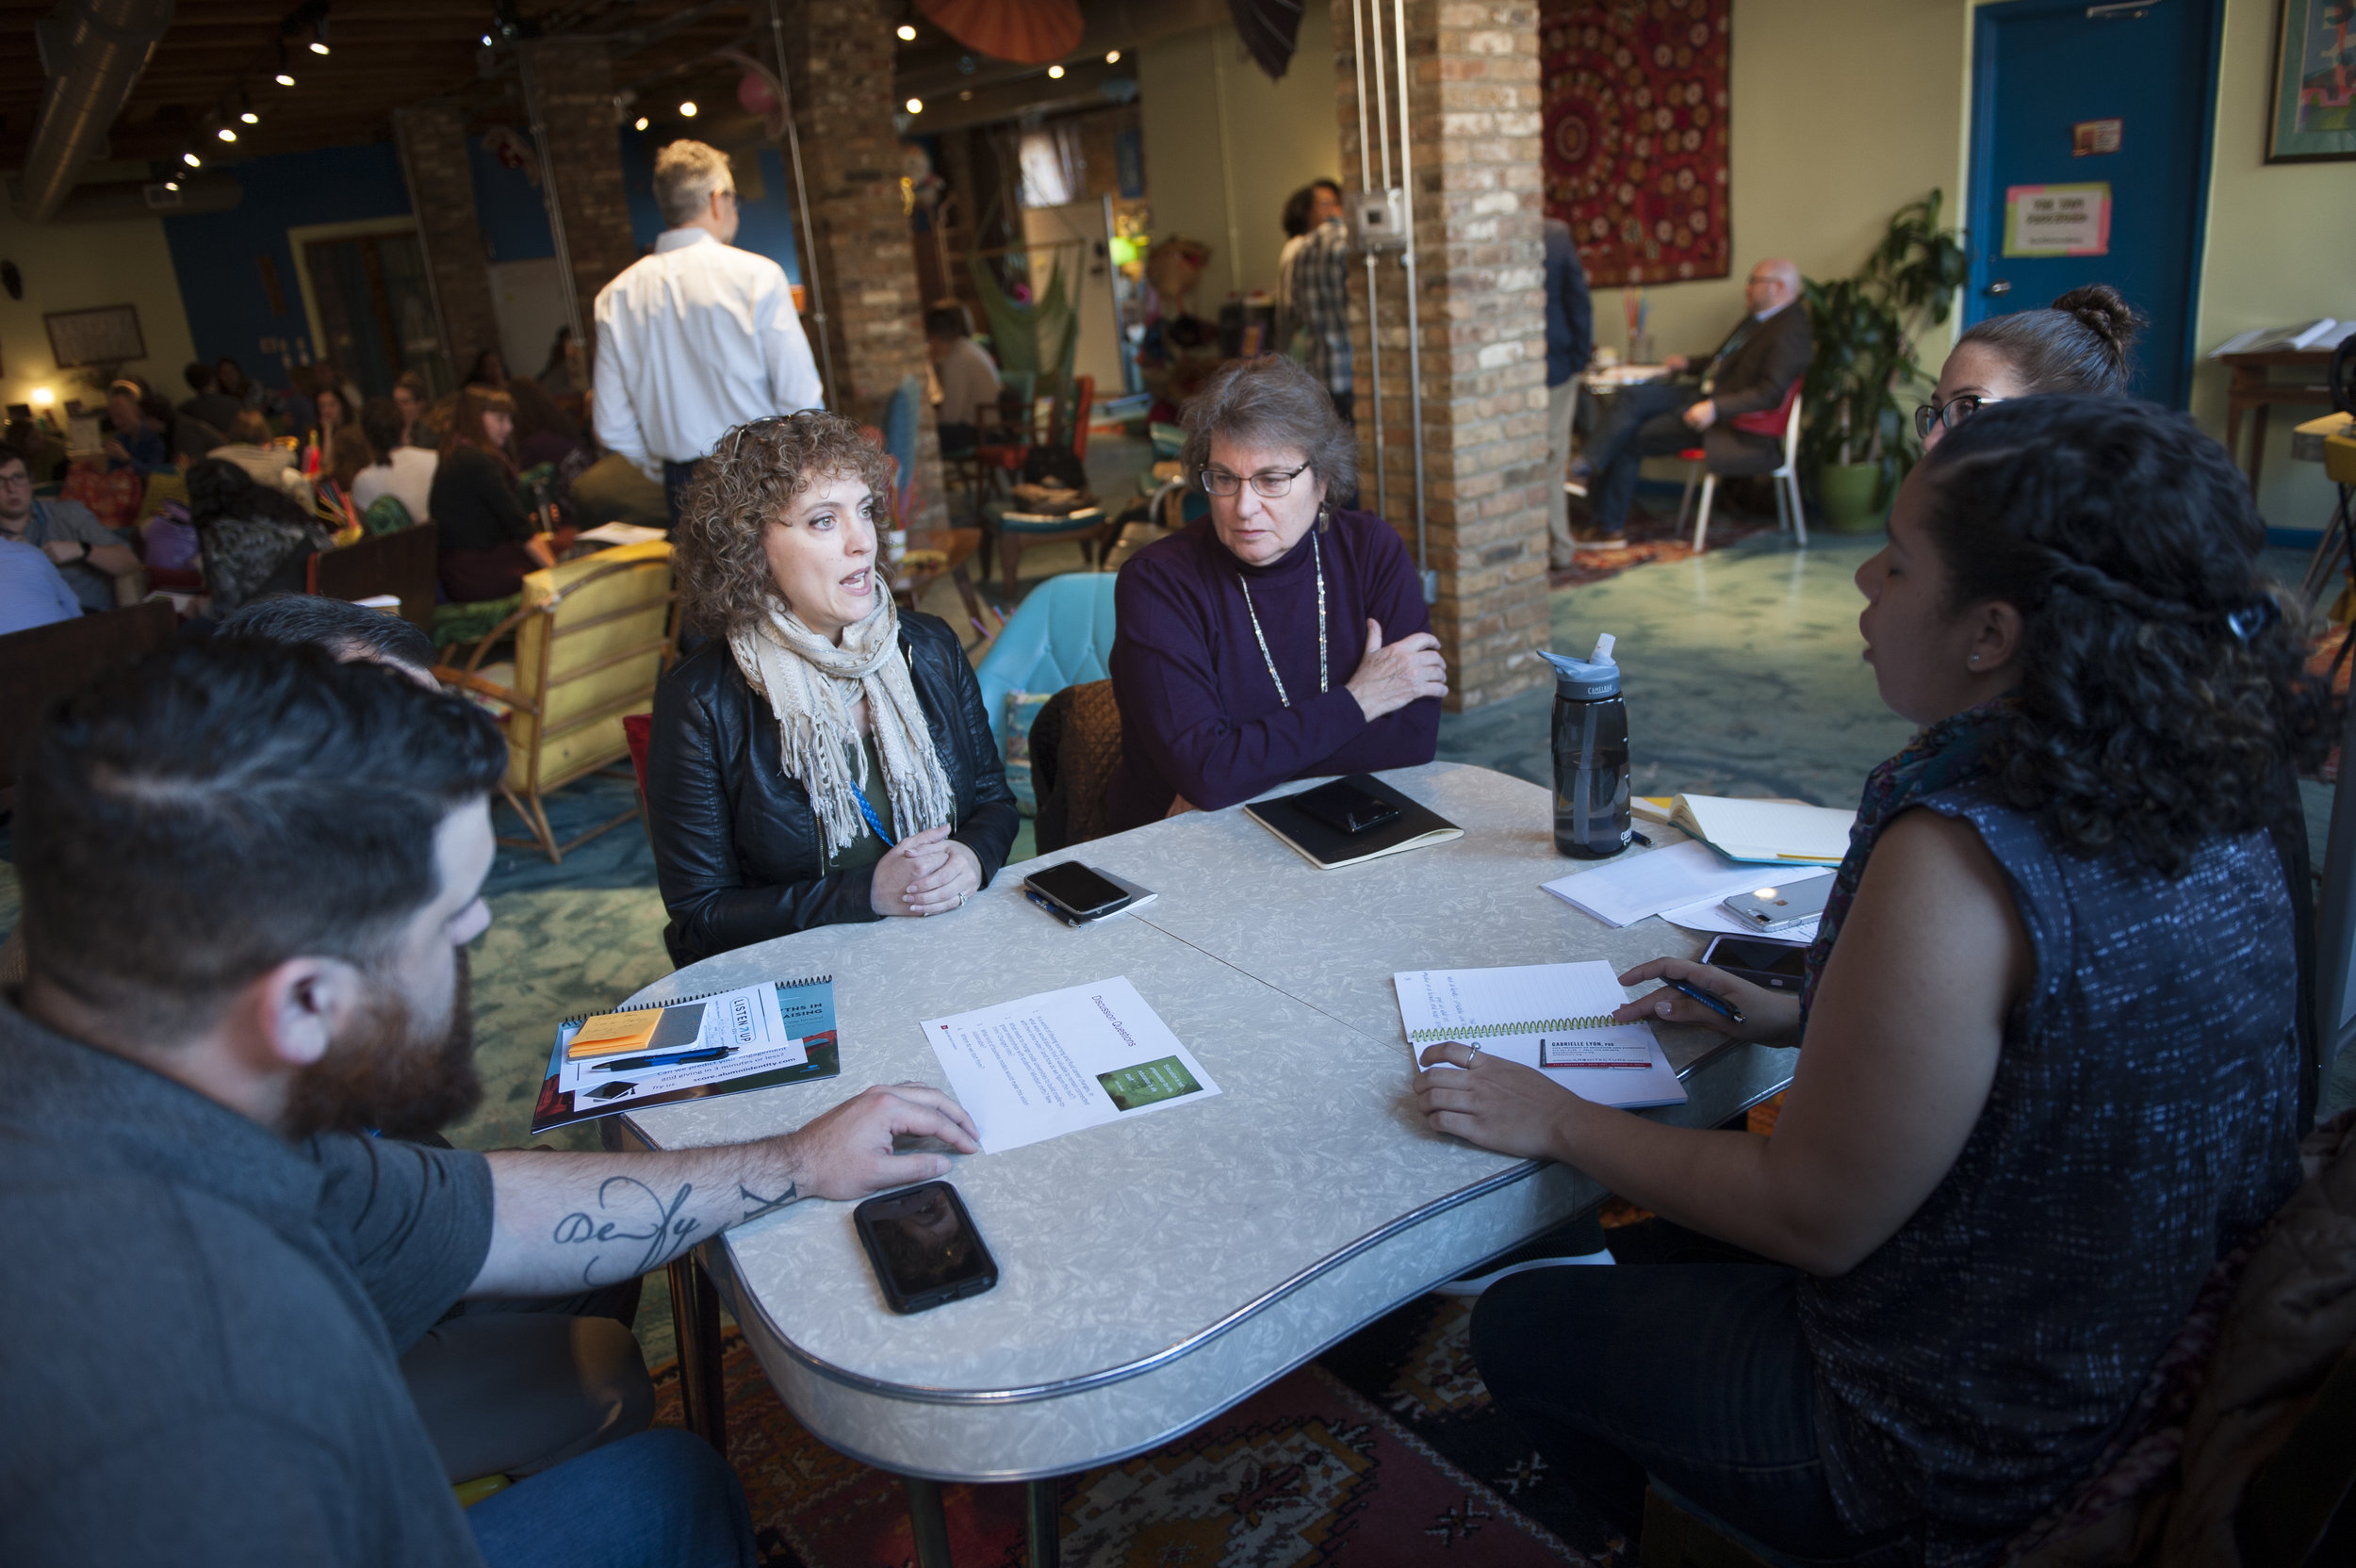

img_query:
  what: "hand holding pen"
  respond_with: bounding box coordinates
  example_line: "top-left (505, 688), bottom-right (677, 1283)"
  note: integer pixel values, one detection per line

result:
top-left (1609, 956), bottom-right (1797, 1044)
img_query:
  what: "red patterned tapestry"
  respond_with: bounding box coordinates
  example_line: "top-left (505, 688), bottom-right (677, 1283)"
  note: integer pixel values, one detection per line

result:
top-left (1541, 0), bottom-right (1731, 286)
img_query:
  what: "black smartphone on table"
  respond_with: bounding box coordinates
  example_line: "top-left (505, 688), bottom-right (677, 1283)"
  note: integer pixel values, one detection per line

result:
top-left (1700, 935), bottom-right (1811, 993)
top-left (1024, 860), bottom-right (1133, 922)
top-left (853, 1181), bottom-right (999, 1315)
top-left (1290, 778), bottom-right (1402, 836)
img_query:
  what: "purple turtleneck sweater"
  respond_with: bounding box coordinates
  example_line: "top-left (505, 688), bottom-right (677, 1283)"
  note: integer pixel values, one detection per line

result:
top-left (1107, 508), bottom-right (1441, 831)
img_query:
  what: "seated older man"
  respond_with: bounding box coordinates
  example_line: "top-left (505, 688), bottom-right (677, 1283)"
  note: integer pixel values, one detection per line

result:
top-left (1572, 258), bottom-right (1811, 545)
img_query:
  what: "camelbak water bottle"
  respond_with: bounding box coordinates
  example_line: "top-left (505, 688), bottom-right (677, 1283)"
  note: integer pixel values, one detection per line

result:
top-left (1538, 634), bottom-right (1631, 858)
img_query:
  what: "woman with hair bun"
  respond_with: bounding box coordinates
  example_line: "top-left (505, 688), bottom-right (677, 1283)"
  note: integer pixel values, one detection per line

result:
top-left (1915, 284), bottom-right (2144, 449)
top-left (1426, 397), bottom-right (2326, 1563)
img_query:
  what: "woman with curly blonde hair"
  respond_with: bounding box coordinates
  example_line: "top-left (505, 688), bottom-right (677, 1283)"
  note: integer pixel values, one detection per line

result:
top-left (647, 412), bottom-right (1017, 966)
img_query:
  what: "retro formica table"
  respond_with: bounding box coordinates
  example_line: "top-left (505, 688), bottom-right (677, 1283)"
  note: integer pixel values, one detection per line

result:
top-left (620, 761), bottom-right (1797, 1563)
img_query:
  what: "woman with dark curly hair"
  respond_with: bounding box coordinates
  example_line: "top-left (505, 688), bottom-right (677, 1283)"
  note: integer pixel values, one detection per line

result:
top-left (1914, 284), bottom-right (2143, 449)
top-left (646, 412), bottom-right (1017, 967)
top-left (1424, 398), bottom-right (2325, 1565)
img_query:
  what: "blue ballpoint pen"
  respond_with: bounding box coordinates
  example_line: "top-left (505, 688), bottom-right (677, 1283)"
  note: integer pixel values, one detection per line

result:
top-left (1664, 977), bottom-right (1745, 1026)
top-left (589, 1045), bottom-right (734, 1072)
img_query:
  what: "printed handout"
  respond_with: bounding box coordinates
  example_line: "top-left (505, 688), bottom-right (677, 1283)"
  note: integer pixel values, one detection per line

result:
top-left (924, 976), bottom-right (1222, 1153)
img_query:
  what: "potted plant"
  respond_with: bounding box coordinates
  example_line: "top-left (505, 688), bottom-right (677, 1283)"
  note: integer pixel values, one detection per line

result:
top-left (1800, 191), bottom-right (1968, 531)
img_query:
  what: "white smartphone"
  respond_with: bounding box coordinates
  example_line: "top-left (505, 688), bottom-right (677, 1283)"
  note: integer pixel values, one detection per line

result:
top-left (1720, 877), bottom-right (1833, 933)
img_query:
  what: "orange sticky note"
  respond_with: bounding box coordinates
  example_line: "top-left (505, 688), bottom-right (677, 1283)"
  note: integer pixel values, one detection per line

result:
top-left (566, 1010), bottom-right (661, 1061)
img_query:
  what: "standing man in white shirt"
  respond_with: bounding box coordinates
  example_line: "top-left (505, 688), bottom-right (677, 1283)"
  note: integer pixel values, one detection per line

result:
top-left (593, 140), bottom-right (826, 524)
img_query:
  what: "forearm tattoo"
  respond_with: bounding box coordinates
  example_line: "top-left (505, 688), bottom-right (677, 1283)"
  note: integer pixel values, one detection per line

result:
top-left (739, 1182), bottom-right (800, 1221)
top-left (552, 1177), bottom-right (698, 1287)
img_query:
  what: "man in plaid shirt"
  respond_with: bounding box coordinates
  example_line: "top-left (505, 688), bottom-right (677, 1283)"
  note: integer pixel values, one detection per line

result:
top-left (1283, 213), bottom-right (1354, 425)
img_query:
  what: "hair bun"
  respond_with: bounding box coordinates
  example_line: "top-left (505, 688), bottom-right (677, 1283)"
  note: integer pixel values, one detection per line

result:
top-left (2051, 285), bottom-right (2145, 360)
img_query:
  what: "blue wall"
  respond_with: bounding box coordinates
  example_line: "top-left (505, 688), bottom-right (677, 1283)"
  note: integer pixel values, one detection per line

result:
top-left (158, 130), bottom-right (805, 395)
top-left (161, 141), bottom-right (413, 389)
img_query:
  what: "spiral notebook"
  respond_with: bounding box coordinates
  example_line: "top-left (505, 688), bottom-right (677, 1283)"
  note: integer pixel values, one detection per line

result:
top-left (1394, 960), bottom-right (1686, 1109)
top-left (531, 974), bottom-right (843, 1134)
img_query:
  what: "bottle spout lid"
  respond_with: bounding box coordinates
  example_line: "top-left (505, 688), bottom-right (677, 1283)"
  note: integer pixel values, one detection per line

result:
top-left (1535, 642), bottom-right (1622, 698)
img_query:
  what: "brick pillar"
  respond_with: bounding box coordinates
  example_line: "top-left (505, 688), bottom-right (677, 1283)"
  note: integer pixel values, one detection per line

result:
top-left (1333, 0), bottom-right (1550, 711)
top-left (777, 0), bottom-right (947, 530)
top-left (392, 101), bottom-right (501, 393)
top-left (518, 39), bottom-right (640, 328)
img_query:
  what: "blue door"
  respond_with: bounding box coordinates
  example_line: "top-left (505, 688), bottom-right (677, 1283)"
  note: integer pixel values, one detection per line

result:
top-left (1967, 0), bottom-right (2224, 406)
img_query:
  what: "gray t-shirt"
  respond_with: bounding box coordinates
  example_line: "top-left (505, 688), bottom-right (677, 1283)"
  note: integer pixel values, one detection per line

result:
top-left (10, 498), bottom-right (121, 613)
top-left (0, 996), bottom-right (497, 1566)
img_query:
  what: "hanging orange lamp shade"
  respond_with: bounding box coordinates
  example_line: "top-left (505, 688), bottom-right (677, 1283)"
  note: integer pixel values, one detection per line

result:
top-left (915, 0), bottom-right (1084, 65)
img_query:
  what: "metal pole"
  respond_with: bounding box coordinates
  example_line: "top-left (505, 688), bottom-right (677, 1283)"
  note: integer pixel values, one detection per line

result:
top-left (516, 47), bottom-right (587, 355)
top-left (1352, 0), bottom-right (1386, 519)
top-left (1392, 0), bottom-right (1429, 596)
top-left (767, 0), bottom-right (838, 410)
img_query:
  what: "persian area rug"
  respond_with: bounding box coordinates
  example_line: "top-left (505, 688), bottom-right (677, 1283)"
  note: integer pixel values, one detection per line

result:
top-left (1550, 505), bottom-right (1773, 589)
top-left (1540, 0), bottom-right (1731, 286)
top-left (648, 1320), bottom-right (1622, 1566)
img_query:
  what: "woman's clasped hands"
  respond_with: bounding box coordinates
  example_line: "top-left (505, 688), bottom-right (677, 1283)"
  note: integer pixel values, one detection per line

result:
top-left (870, 825), bottom-right (982, 919)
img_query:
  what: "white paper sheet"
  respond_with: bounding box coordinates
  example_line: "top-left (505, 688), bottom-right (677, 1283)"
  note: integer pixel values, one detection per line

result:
top-left (1395, 961), bottom-right (1686, 1109)
top-left (923, 976), bottom-right (1222, 1153)
top-left (560, 982), bottom-right (809, 1112)
top-left (1542, 839), bottom-right (1791, 927)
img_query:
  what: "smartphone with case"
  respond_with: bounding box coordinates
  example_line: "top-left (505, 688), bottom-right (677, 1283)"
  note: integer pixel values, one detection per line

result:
top-left (853, 1181), bottom-right (999, 1314)
top-left (1700, 935), bottom-right (1809, 992)
top-left (1023, 860), bottom-right (1133, 922)
top-left (1720, 878), bottom-right (1833, 934)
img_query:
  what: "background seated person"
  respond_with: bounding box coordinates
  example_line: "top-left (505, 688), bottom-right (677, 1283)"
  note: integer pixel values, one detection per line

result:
top-left (0, 447), bottom-right (142, 614)
top-left (101, 378), bottom-right (168, 475)
top-left (1107, 355), bottom-right (1446, 832)
top-left (211, 409), bottom-right (312, 500)
top-left (1425, 398), bottom-right (2317, 1563)
top-left (924, 303), bottom-right (1000, 454)
top-left (649, 413), bottom-right (1018, 968)
top-left (0, 532), bottom-right (84, 635)
top-left (430, 387), bottom-right (554, 603)
top-left (0, 640), bottom-right (977, 1565)
top-left (352, 396), bottom-right (438, 528)
top-left (1918, 283), bottom-right (2142, 450)
top-left (1573, 257), bottom-right (1811, 544)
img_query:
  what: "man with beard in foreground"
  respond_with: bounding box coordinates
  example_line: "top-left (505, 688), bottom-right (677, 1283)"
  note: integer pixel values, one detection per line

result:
top-left (0, 642), bottom-right (980, 1567)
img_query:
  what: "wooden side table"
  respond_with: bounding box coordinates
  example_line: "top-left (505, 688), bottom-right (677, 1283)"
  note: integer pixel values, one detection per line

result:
top-left (891, 526), bottom-right (988, 638)
top-left (2219, 349), bottom-right (2339, 495)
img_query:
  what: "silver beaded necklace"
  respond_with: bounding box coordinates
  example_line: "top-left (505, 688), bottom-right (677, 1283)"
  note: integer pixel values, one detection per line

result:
top-left (1236, 530), bottom-right (1327, 708)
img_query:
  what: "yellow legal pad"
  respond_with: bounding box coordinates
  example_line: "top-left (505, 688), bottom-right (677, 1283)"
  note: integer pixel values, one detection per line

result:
top-left (564, 1010), bottom-right (663, 1061)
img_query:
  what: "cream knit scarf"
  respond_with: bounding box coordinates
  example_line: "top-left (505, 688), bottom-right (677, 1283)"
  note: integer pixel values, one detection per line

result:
top-left (728, 597), bottom-right (957, 858)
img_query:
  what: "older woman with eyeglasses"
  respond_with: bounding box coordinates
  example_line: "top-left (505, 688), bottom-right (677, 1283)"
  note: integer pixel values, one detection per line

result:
top-left (647, 413), bottom-right (1018, 967)
top-left (1107, 356), bottom-right (1447, 832)
top-left (1915, 284), bottom-right (2143, 449)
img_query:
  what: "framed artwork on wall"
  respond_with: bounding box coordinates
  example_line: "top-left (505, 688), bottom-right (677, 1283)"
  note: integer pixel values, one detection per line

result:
top-left (43, 304), bottom-right (147, 368)
top-left (2269, 0), bottom-right (2356, 162)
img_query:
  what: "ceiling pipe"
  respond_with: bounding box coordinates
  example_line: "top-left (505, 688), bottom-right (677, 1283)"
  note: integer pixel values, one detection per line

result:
top-left (15, 0), bottom-right (176, 223)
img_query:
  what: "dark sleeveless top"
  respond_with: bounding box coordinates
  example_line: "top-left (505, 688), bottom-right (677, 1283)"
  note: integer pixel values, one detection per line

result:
top-left (1800, 789), bottom-right (2302, 1565)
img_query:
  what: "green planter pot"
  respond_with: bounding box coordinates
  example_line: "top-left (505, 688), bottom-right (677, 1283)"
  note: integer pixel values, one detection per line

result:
top-left (1814, 462), bottom-right (1888, 533)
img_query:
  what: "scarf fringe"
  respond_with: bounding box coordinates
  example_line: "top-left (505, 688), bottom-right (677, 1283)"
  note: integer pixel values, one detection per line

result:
top-left (728, 599), bottom-right (957, 859)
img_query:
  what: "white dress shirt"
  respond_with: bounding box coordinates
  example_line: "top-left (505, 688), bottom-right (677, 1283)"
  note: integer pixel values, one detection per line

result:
top-left (592, 227), bottom-right (825, 475)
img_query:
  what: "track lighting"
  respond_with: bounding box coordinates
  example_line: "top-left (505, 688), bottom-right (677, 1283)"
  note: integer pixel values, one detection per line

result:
top-left (896, 24), bottom-right (916, 40)
top-left (906, 97), bottom-right (923, 112)
top-left (1047, 64), bottom-right (1064, 78)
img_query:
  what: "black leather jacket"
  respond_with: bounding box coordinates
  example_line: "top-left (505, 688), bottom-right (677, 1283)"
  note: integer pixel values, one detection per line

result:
top-left (646, 612), bottom-right (1019, 967)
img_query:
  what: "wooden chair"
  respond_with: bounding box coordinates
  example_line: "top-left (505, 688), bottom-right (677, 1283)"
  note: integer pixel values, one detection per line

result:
top-left (1029, 678), bottom-right (1123, 854)
top-left (0, 598), bottom-right (177, 811)
top-left (1674, 383), bottom-right (1807, 554)
top-left (434, 540), bottom-right (678, 863)
top-left (990, 375), bottom-right (1106, 595)
top-left (306, 521), bottom-right (438, 634)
